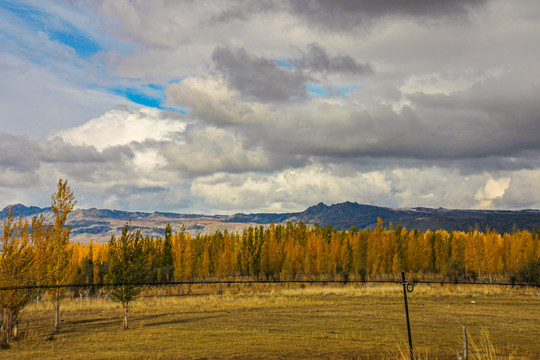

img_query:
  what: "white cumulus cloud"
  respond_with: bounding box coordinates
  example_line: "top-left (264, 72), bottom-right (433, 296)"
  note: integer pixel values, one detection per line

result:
top-left (53, 107), bottom-right (187, 151)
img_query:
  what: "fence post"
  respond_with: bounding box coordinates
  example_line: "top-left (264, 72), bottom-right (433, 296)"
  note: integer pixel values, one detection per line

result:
top-left (217, 281), bottom-right (223, 295)
top-left (456, 327), bottom-right (468, 360)
top-left (401, 272), bottom-right (414, 360)
top-left (463, 327), bottom-right (468, 360)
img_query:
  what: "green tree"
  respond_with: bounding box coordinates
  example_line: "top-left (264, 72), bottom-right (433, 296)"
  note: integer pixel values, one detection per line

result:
top-left (107, 223), bottom-right (148, 330)
top-left (340, 239), bottom-right (353, 282)
top-left (161, 224), bottom-right (174, 281)
top-left (47, 179), bottom-right (76, 333)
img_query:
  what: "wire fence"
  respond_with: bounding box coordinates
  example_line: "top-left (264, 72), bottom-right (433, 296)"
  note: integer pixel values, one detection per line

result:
top-left (1, 279), bottom-right (538, 291)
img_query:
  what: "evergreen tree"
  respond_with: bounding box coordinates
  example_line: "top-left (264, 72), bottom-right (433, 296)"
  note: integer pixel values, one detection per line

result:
top-left (107, 223), bottom-right (148, 330)
top-left (161, 224), bottom-right (174, 281)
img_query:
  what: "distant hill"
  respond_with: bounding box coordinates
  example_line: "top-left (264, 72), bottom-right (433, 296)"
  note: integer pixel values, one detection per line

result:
top-left (227, 201), bottom-right (540, 233)
top-left (1, 202), bottom-right (540, 243)
top-left (295, 202), bottom-right (540, 233)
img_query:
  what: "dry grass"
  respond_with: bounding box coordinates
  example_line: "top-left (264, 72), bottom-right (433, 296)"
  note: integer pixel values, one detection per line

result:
top-left (3, 284), bottom-right (539, 359)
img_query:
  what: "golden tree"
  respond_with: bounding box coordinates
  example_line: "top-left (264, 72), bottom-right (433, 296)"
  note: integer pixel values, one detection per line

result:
top-left (31, 214), bottom-right (51, 303)
top-left (47, 179), bottom-right (76, 333)
top-left (216, 230), bottom-right (233, 279)
top-left (0, 210), bottom-right (35, 348)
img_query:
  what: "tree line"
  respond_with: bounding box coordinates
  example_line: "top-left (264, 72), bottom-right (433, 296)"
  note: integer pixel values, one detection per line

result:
top-left (66, 220), bottom-right (540, 287)
top-left (1, 180), bottom-right (539, 347)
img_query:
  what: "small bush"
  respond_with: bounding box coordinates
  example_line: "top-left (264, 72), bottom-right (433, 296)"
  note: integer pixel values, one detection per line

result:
top-left (515, 258), bottom-right (540, 285)
top-left (357, 268), bottom-right (367, 282)
top-left (444, 261), bottom-right (477, 284)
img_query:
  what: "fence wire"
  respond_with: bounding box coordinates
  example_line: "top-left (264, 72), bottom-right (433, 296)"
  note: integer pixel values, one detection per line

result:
top-left (0, 279), bottom-right (537, 291)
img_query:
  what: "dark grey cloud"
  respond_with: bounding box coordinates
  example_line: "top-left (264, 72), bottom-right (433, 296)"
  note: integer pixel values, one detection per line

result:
top-left (0, 134), bottom-right (126, 172)
top-left (288, 0), bottom-right (489, 31)
top-left (446, 153), bottom-right (540, 175)
top-left (292, 43), bottom-right (373, 75)
top-left (38, 137), bottom-right (131, 164)
top-left (0, 134), bottom-right (41, 171)
top-left (205, 0), bottom-right (489, 31)
top-left (211, 45), bottom-right (372, 103)
top-left (208, 0), bottom-right (277, 24)
top-left (0, 133), bottom-right (134, 181)
top-left (265, 105), bottom-right (540, 162)
top-left (212, 46), bottom-right (308, 102)
top-left (405, 80), bottom-right (540, 158)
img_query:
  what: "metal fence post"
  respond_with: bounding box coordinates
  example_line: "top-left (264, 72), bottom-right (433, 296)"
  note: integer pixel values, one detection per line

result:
top-left (463, 327), bottom-right (468, 360)
top-left (401, 272), bottom-right (414, 360)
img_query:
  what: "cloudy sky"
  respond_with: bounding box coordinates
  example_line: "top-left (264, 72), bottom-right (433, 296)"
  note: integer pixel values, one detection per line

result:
top-left (1, 0), bottom-right (540, 213)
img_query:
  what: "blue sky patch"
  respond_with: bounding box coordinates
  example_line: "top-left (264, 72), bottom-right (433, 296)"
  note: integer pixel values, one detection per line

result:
top-left (0, 2), bottom-right (48, 30)
top-left (306, 83), bottom-right (362, 99)
top-left (124, 90), bottom-right (162, 109)
top-left (49, 26), bottom-right (101, 58)
top-left (275, 57), bottom-right (295, 70)
top-left (110, 85), bottom-right (165, 109)
top-left (0, 1), bottom-right (102, 59)
top-left (306, 83), bottom-right (330, 97)
top-left (109, 82), bottom-right (188, 114)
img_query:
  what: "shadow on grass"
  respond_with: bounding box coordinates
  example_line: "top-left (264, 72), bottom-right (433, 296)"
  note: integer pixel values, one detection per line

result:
top-left (69, 317), bottom-right (118, 326)
top-left (144, 313), bottom-right (228, 327)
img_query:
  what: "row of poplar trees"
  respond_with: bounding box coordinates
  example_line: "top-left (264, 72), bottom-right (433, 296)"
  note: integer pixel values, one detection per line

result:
top-left (70, 219), bottom-right (539, 287)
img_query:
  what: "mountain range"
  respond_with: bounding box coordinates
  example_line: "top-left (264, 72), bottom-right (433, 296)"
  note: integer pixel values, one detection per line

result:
top-left (1, 202), bottom-right (540, 243)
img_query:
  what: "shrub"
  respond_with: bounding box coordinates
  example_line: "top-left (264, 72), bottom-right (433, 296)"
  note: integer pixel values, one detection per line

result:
top-left (444, 261), bottom-right (477, 284)
top-left (515, 258), bottom-right (540, 285)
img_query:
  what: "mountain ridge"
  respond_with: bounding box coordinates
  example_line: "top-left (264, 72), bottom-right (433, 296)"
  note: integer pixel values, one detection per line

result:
top-left (2, 202), bottom-right (540, 243)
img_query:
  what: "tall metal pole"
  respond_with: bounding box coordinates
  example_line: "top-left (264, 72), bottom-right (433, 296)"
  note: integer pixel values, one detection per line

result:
top-left (401, 272), bottom-right (414, 360)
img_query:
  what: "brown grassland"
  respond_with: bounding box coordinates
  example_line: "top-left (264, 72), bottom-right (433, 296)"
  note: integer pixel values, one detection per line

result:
top-left (2, 283), bottom-right (539, 360)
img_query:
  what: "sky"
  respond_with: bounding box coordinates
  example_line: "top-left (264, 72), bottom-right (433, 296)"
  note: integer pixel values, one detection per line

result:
top-left (1, 0), bottom-right (540, 214)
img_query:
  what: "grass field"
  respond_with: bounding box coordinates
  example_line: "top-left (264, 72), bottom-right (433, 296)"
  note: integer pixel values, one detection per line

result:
top-left (3, 284), bottom-right (539, 359)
